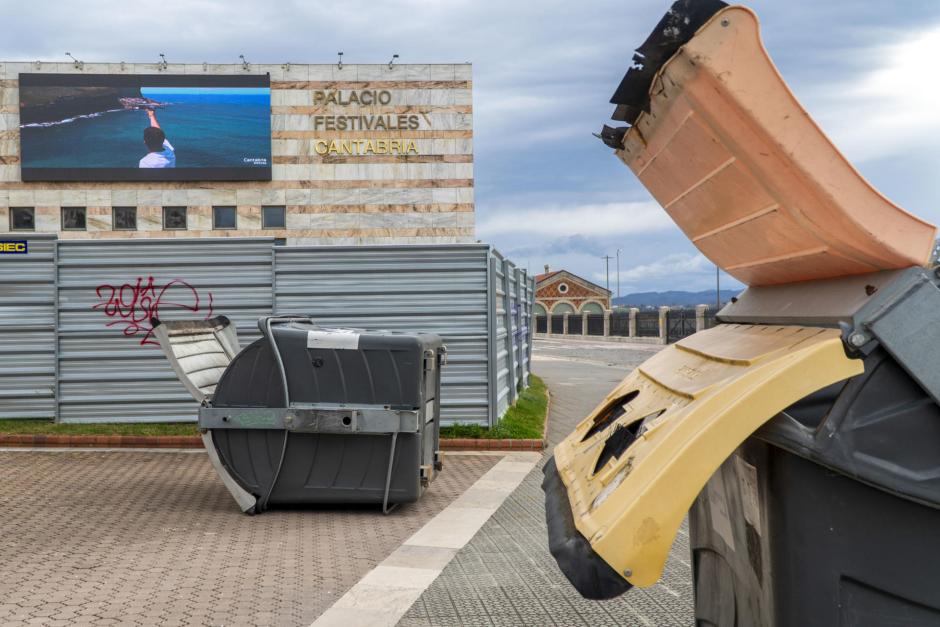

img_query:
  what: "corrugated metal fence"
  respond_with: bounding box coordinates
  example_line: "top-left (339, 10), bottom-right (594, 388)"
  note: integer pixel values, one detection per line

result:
top-left (1, 238), bottom-right (532, 426)
top-left (0, 234), bottom-right (56, 418)
top-left (55, 239), bottom-right (274, 423)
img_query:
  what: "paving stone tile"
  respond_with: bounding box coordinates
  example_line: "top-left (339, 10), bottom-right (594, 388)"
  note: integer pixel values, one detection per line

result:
top-left (0, 451), bottom-right (496, 626)
top-left (397, 349), bottom-right (694, 627)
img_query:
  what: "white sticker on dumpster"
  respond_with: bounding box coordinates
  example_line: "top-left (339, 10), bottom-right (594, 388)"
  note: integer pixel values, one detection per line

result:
top-left (306, 329), bottom-right (360, 350)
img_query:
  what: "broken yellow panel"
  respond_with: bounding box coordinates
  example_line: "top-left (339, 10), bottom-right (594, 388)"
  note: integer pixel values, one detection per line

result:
top-left (552, 324), bottom-right (863, 587)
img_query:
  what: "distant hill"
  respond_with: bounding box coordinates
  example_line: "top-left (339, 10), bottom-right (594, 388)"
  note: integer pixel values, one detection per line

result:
top-left (612, 289), bottom-right (741, 309)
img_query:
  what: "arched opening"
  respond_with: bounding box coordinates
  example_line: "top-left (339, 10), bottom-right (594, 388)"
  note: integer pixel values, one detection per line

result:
top-left (581, 302), bottom-right (604, 314)
top-left (552, 302), bottom-right (575, 315)
top-left (534, 303), bottom-right (547, 316)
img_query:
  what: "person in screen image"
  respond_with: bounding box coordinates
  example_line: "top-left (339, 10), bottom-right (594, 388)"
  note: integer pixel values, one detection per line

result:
top-left (139, 109), bottom-right (175, 168)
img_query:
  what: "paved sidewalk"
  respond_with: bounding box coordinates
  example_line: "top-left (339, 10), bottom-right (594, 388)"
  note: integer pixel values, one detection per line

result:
top-left (0, 450), bottom-right (497, 626)
top-left (399, 340), bottom-right (694, 626)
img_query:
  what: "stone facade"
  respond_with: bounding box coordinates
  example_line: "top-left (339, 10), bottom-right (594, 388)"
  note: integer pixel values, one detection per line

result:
top-left (534, 268), bottom-right (611, 314)
top-left (0, 62), bottom-right (473, 244)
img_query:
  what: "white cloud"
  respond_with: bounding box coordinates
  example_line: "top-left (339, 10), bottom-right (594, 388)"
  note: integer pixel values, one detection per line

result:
top-left (806, 23), bottom-right (940, 162)
top-left (619, 253), bottom-right (713, 283)
top-left (477, 201), bottom-right (673, 238)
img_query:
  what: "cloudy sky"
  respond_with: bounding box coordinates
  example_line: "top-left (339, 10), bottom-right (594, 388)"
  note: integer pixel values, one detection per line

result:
top-left (4, 0), bottom-right (939, 296)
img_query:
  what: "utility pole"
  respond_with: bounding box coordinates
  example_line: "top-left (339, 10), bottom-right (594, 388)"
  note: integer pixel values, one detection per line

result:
top-left (602, 255), bottom-right (613, 294)
top-left (616, 248), bottom-right (622, 300)
top-left (716, 265), bottom-right (721, 310)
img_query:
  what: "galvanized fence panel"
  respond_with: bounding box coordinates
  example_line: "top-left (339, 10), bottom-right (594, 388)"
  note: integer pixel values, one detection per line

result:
top-left (567, 314), bottom-right (583, 335)
top-left (56, 238), bottom-right (274, 423)
top-left (587, 313), bottom-right (604, 335)
top-left (274, 244), bottom-right (499, 426)
top-left (0, 234), bottom-right (57, 418)
top-left (535, 315), bottom-right (547, 333)
top-left (666, 308), bottom-right (697, 343)
top-left (489, 254), bottom-right (511, 421)
top-left (705, 307), bottom-right (719, 329)
top-left (610, 310), bottom-right (630, 336)
top-left (636, 310), bottom-right (660, 337)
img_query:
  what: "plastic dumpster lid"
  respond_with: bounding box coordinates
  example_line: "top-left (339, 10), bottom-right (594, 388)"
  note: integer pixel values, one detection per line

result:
top-left (609, 4), bottom-right (936, 286)
top-left (150, 316), bottom-right (240, 403)
top-left (548, 323), bottom-right (863, 591)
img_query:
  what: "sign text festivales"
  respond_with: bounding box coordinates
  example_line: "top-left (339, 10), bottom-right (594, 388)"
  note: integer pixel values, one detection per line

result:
top-left (312, 90), bottom-right (434, 156)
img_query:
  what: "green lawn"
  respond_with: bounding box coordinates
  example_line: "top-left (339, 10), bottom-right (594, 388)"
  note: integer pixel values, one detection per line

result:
top-left (440, 374), bottom-right (548, 440)
top-left (0, 420), bottom-right (200, 436)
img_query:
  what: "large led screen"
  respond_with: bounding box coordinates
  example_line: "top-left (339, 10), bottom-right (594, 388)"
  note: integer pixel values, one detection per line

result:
top-left (18, 73), bottom-right (271, 181)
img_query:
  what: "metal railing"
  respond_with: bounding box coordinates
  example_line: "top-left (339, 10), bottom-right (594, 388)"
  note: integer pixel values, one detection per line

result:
top-left (533, 305), bottom-right (723, 344)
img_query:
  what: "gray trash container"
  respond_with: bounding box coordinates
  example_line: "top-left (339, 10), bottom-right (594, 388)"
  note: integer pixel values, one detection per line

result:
top-left (152, 315), bottom-right (445, 514)
top-left (691, 346), bottom-right (940, 626)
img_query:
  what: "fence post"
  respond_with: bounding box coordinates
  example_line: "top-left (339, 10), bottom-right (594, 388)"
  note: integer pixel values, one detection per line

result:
top-left (659, 306), bottom-right (670, 344)
top-left (582, 312), bottom-right (588, 337)
top-left (486, 254), bottom-right (499, 427)
top-left (502, 258), bottom-right (518, 405)
top-left (629, 308), bottom-right (638, 338)
top-left (604, 309), bottom-right (611, 336)
top-left (695, 304), bottom-right (707, 333)
top-left (563, 312), bottom-right (569, 335)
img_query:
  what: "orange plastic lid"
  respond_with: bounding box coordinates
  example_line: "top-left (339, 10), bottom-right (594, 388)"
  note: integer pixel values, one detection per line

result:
top-left (617, 6), bottom-right (936, 286)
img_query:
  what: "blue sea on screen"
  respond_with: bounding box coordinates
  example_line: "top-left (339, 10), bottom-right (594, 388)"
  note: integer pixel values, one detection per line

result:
top-left (19, 87), bottom-right (271, 169)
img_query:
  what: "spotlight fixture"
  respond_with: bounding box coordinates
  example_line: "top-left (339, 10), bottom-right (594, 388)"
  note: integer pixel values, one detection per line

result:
top-left (158, 53), bottom-right (168, 70)
top-left (65, 52), bottom-right (83, 70)
top-left (337, 51), bottom-right (344, 70)
top-left (282, 61), bottom-right (292, 72)
top-left (388, 53), bottom-right (399, 70)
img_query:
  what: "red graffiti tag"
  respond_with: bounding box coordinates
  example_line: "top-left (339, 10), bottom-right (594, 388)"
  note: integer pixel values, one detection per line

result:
top-left (93, 276), bottom-right (214, 346)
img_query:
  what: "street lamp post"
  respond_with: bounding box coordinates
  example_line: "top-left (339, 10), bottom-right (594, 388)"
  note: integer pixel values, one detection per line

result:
top-left (616, 248), bottom-right (622, 300)
top-left (602, 255), bottom-right (612, 294)
top-left (716, 265), bottom-right (721, 310)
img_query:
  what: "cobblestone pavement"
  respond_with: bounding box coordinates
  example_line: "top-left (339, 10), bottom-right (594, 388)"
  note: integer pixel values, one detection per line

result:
top-left (399, 339), bottom-right (695, 626)
top-left (0, 450), bottom-right (497, 626)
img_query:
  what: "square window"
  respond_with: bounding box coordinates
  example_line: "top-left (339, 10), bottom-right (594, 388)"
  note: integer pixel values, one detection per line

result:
top-left (62, 207), bottom-right (86, 231)
top-left (262, 205), bottom-right (286, 229)
top-left (163, 206), bottom-right (187, 230)
top-left (10, 207), bottom-right (35, 231)
top-left (113, 206), bottom-right (137, 231)
top-left (213, 206), bottom-right (237, 230)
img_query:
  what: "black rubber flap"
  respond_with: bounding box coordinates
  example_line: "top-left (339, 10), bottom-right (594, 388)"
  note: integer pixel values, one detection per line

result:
top-left (541, 456), bottom-right (633, 600)
top-left (608, 0), bottom-right (728, 125)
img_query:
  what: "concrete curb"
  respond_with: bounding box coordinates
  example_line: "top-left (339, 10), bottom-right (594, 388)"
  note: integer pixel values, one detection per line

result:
top-left (440, 438), bottom-right (544, 451)
top-left (0, 434), bottom-right (204, 448)
top-left (0, 433), bottom-right (545, 452)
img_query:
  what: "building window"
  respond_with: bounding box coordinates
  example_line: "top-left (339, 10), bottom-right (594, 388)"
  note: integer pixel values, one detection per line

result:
top-left (10, 207), bottom-right (35, 231)
top-left (62, 207), bottom-right (86, 231)
top-left (163, 206), bottom-right (187, 230)
top-left (262, 205), bottom-right (286, 229)
top-left (558, 282), bottom-right (569, 294)
top-left (113, 207), bottom-right (137, 231)
top-left (213, 206), bottom-right (237, 230)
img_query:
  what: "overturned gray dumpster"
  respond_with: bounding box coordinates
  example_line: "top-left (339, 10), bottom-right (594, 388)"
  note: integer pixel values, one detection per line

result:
top-left (152, 314), bottom-right (445, 514)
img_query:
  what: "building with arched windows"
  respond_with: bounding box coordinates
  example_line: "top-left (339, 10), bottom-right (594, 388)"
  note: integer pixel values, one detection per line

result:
top-left (534, 265), bottom-right (611, 316)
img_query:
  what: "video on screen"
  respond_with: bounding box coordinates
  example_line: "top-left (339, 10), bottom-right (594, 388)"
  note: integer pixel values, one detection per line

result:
top-left (18, 73), bottom-right (271, 181)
